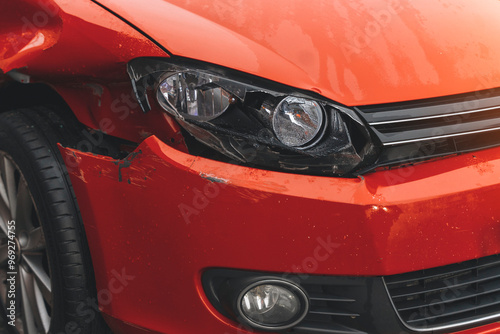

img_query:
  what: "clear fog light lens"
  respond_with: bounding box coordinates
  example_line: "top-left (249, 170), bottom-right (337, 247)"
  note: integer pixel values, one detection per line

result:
top-left (273, 96), bottom-right (324, 147)
top-left (158, 71), bottom-right (231, 121)
top-left (237, 281), bottom-right (308, 330)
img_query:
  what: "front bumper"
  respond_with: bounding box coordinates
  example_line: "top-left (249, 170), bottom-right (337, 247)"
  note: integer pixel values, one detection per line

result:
top-left (59, 136), bottom-right (500, 334)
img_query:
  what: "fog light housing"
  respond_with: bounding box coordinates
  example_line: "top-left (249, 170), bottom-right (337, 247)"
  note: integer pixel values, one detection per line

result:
top-left (236, 280), bottom-right (309, 331)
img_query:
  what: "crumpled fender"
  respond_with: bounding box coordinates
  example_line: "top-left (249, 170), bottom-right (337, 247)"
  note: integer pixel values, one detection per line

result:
top-left (0, 0), bottom-right (185, 146)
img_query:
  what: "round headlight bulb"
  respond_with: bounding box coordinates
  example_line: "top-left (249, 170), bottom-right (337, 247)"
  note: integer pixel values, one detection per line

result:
top-left (273, 96), bottom-right (325, 148)
top-left (236, 280), bottom-right (309, 331)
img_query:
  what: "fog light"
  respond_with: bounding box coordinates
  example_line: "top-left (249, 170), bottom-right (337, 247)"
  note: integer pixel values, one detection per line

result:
top-left (273, 96), bottom-right (325, 148)
top-left (236, 280), bottom-right (309, 330)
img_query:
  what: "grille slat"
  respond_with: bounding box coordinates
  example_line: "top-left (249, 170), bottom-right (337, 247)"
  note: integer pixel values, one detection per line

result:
top-left (294, 279), bottom-right (371, 333)
top-left (388, 267), bottom-right (500, 299)
top-left (308, 307), bottom-right (360, 317)
top-left (355, 88), bottom-right (500, 169)
top-left (385, 254), bottom-right (500, 331)
top-left (357, 88), bottom-right (500, 121)
top-left (368, 105), bottom-right (500, 126)
top-left (405, 294), bottom-right (500, 324)
top-left (293, 321), bottom-right (367, 334)
top-left (308, 293), bottom-right (356, 303)
top-left (396, 282), bottom-right (500, 312)
top-left (386, 258), bottom-right (500, 285)
top-left (375, 122), bottom-right (500, 146)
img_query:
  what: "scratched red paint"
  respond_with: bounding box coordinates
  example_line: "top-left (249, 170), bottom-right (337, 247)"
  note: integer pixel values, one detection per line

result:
top-left (60, 137), bottom-right (500, 334)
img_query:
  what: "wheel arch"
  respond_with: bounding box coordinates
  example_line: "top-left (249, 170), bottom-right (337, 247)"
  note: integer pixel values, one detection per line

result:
top-left (0, 81), bottom-right (73, 117)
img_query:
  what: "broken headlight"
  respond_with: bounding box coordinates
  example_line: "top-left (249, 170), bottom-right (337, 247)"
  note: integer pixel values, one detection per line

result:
top-left (128, 58), bottom-right (377, 176)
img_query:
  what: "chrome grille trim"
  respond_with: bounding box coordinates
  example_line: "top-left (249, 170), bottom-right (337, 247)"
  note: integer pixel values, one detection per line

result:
top-left (354, 88), bottom-right (500, 168)
top-left (368, 105), bottom-right (500, 126)
top-left (383, 125), bottom-right (500, 146)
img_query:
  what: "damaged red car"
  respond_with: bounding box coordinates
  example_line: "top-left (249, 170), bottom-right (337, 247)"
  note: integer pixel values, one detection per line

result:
top-left (2, 0), bottom-right (500, 333)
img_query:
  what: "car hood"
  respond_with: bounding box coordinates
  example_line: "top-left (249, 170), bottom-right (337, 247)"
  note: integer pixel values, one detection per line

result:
top-left (95, 0), bottom-right (500, 106)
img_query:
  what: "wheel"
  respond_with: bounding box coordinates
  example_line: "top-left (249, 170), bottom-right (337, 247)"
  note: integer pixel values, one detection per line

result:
top-left (0, 107), bottom-right (109, 333)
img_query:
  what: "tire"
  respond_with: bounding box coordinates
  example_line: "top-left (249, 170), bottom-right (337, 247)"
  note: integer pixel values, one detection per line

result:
top-left (0, 107), bottom-right (109, 333)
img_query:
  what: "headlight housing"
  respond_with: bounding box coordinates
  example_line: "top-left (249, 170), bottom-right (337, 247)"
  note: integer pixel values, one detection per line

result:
top-left (128, 58), bottom-right (377, 176)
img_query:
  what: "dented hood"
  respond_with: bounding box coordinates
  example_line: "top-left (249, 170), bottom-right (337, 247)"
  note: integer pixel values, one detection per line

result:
top-left (95, 0), bottom-right (500, 106)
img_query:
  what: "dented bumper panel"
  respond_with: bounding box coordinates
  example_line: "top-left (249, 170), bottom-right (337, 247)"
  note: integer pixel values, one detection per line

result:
top-left (60, 136), bottom-right (500, 334)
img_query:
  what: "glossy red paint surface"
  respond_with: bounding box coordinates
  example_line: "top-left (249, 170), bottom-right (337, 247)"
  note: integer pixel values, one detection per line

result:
top-left (458, 323), bottom-right (500, 334)
top-left (60, 136), bottom-right (500, 334)
top-left (95, 0), bottom-right (500, 106)
top-left (3, 0), bottom-right (500, 333)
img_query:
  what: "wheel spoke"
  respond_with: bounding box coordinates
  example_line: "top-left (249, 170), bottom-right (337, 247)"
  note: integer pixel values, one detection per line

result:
top-left (34, 280), bottom-right (51, 332)
top-left (22, 254), bottom-right (51, 301)
top-left (0, 160), bottom-right (10, 236)
top-left (20, 267), bottom-right (38, 334)
top-left (24, 227), bottom-right (45, 252)
top-left (15, 178), bottom-right (34, 232)
top-left (0, 152), bottom-right (53, 332)
top-left (0, 193), bottom-right (11, 236)
top-left (3, 157), bottom-right (17, 218)
top-left (0, 160), bottom-right (9, 209)
top-left (0, 243), bottom-right (7, 265)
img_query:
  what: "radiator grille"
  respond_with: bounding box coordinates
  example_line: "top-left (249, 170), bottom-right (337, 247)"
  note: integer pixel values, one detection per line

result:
top-left (356, 88), bottom-right (500, 168)
top-left (384, 254), bottom-right (500, 331)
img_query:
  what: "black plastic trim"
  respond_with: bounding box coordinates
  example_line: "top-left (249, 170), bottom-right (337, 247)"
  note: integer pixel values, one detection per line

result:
top-left (202, 269), bottom-right (404, 334)
top-left (385, 253), bottom-right (500, 332)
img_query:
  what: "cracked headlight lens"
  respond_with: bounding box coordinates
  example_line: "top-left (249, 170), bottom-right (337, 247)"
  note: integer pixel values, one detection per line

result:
top-left (273, 96), bottom-right (325, 148)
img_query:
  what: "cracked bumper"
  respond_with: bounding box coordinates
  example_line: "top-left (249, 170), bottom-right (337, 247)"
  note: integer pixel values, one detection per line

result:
top-left (59, 136), bottom-right (500, 334)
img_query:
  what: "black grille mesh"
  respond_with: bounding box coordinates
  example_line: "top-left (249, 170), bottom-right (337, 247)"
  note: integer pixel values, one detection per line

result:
top-left (293, 278), bottom-right (367, 333)
top-left (384, 254), bottom-right (500, 330)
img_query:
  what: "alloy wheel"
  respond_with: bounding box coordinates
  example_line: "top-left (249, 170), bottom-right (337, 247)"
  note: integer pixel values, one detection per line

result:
top-left (0, 152), bottom-right (52, 334)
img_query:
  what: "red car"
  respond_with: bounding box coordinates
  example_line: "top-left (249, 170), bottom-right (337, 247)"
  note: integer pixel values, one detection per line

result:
top-left (1, 0), bottom-right (500, 333)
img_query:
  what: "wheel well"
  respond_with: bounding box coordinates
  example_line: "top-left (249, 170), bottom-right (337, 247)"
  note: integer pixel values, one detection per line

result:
top-left (0, 81), bottom-right (131, 158)
top-left (0, 81), bottom-right (72, 115)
